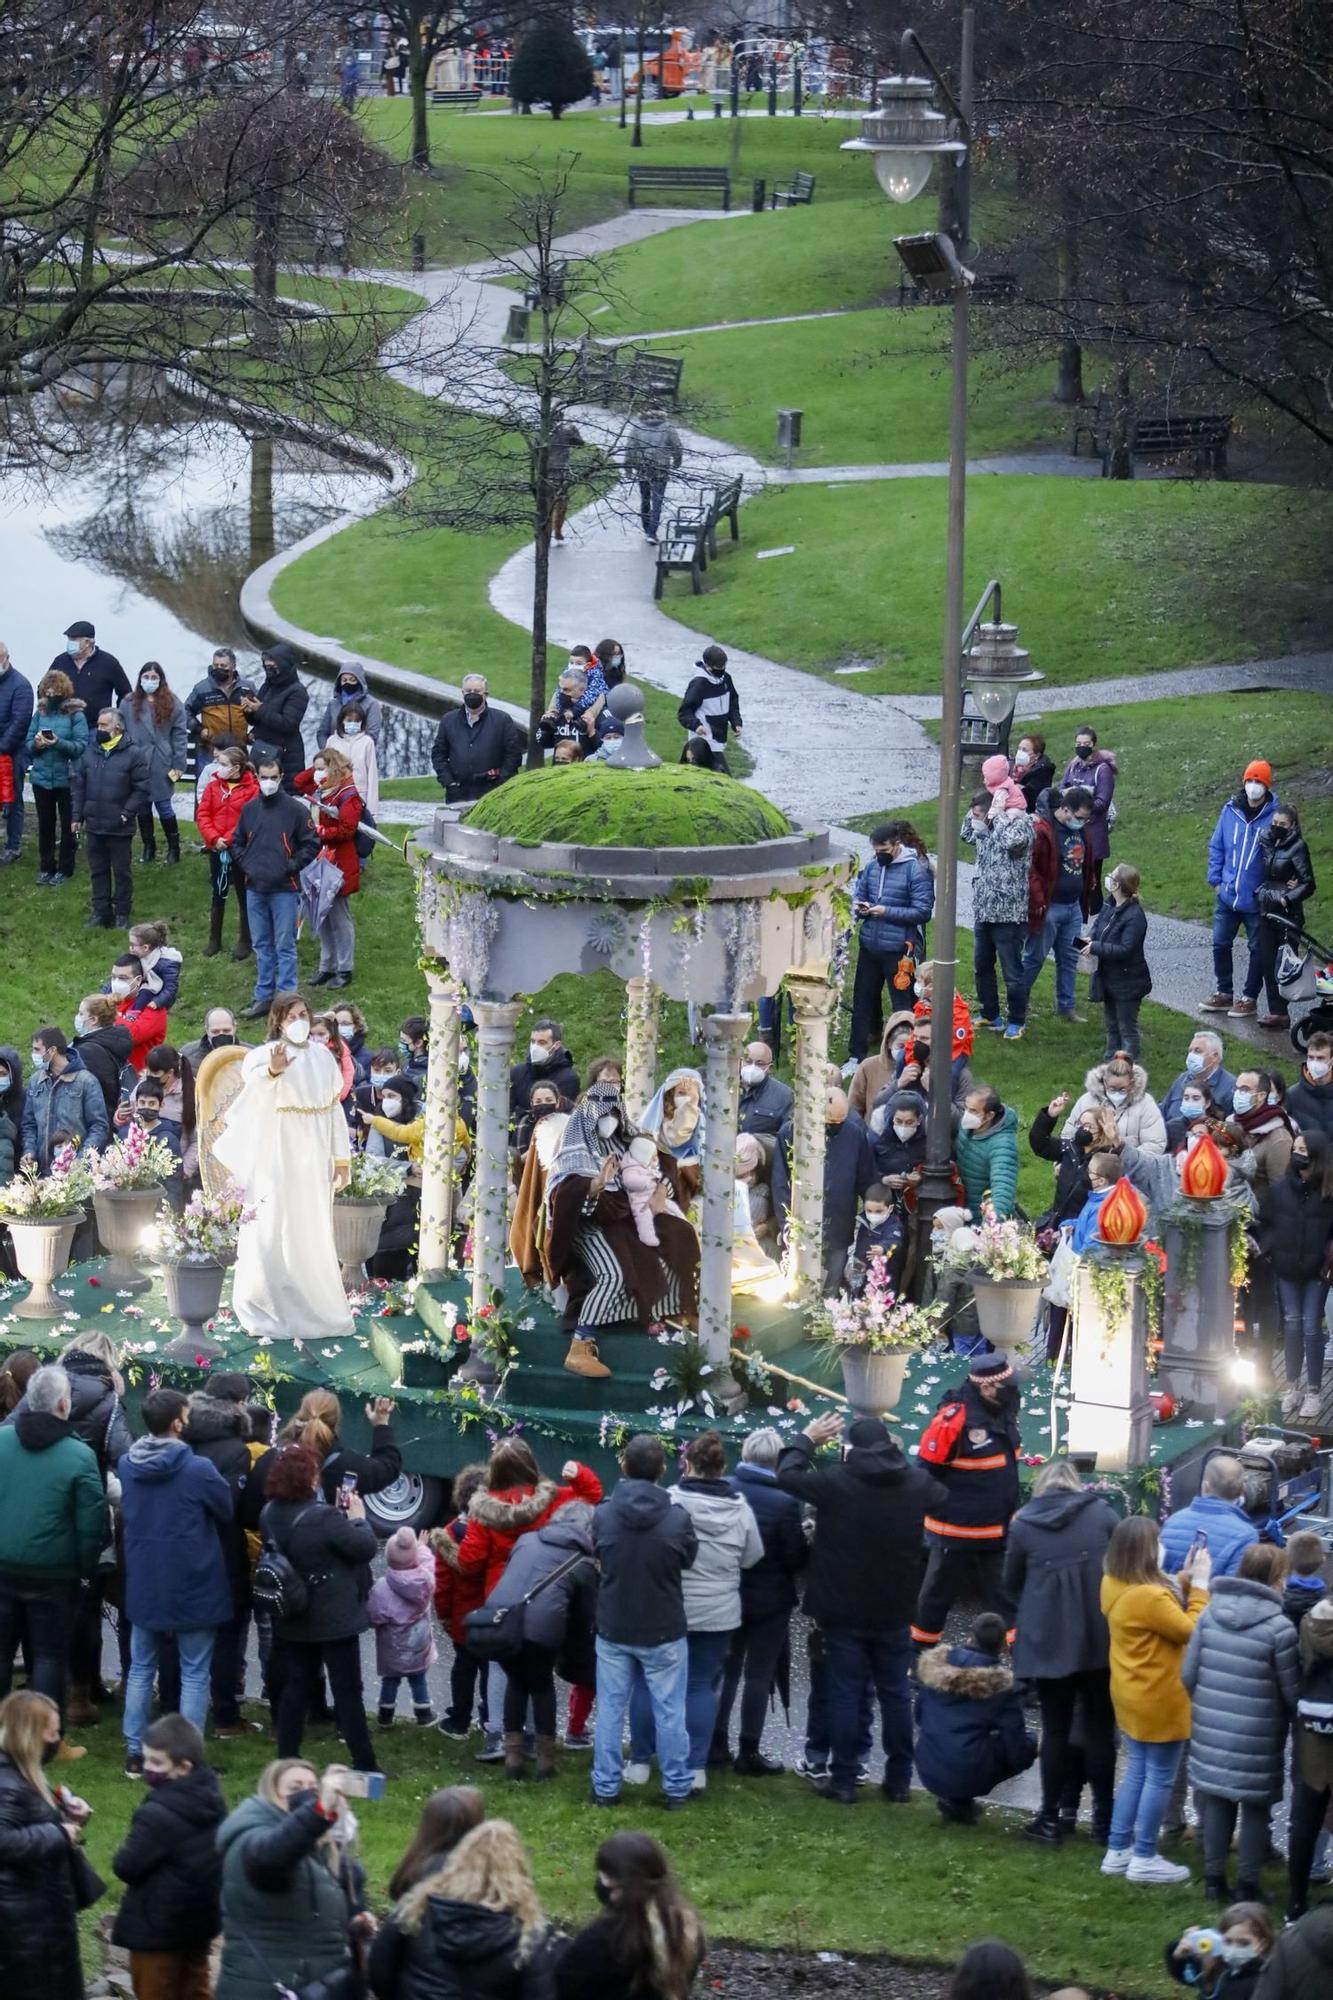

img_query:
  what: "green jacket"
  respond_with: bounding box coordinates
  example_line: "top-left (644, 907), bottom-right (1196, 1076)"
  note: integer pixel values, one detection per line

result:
top-left (24, 699), bottom-right (89, 789)
top-left (216, 1794), bottom-right (355, 2000)
top-left (955, 1103), bottom-right (1021, 1220)
top-left (0, 1413), bottom-right (107, 1584)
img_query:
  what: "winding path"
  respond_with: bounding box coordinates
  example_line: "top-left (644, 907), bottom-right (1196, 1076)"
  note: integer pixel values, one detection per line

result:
top-left (242, 206), bottom-right (1332, 1044)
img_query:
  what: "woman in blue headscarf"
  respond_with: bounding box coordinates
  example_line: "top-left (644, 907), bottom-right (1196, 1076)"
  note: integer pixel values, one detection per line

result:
top-left (641, 1066), bottom-right (705, 1163)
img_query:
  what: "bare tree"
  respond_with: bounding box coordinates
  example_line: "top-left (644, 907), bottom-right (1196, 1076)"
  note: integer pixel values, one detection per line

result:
top-left (374, 0), bottom-right (521, 170)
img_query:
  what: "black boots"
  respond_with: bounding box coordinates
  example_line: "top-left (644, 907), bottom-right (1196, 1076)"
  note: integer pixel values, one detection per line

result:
top-left (137, 812), bottom-right (156, 864)
top-left (203, 901), bottom-right (225, 957)
top-left (164, 823), bottom-right (180, 864)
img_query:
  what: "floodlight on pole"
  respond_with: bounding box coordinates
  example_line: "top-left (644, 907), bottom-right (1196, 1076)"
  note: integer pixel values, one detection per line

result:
top-left (840, 75), bottom-right (967, 204)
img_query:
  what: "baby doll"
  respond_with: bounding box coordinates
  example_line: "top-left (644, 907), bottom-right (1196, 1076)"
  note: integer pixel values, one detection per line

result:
top-left (618, 1134), bottom-right (685, 1246)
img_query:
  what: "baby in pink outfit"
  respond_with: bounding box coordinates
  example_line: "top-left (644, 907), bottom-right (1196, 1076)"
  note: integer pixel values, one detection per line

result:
top-left (619, 1134), bottom-right (686, 1246)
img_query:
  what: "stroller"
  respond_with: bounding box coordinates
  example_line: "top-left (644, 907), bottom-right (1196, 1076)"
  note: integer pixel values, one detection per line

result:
top-left (1274, 916), bottom-right (1333, 1053)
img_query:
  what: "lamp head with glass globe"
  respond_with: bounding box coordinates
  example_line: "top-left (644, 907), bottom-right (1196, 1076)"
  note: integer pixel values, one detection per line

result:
top-left (964, 622), bottom-right (1043, 725)
top-left (840, 75), bottom-right (967, 204)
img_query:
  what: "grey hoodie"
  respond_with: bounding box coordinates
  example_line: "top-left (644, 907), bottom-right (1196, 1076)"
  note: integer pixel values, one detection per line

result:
top-left (1182, 1573), bottom-right (1300, 1801)
top-left (626, 415), bottom-right (684, 478)
top-left (317, 662), bottom-right (382, 745)
top-left (669, 1477), bottom-right (763, 1632)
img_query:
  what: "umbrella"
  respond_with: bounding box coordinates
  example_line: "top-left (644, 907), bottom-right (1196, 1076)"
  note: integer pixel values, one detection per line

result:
top-left (299, 852), bottom-right (345, 934)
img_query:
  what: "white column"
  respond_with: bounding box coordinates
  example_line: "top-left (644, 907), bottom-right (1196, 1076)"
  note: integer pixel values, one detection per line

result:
top-left (469, 1001), bottom-right (524, 1312)
top-left (417, 968), bottom-right (463, 1280)
top-left (698, 1012), bottom-right (749, 1401)
top-left (623, 974), bottom-right (660, 1123)
top-left (786, 971), bottom-right (836, 1295)
top-left (1065, 1249), bottom-right (1153, 1473)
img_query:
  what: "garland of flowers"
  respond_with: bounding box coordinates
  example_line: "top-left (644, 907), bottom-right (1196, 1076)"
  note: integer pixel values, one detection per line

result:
top-left (1086, 1255), bottom-right (1130, 1335)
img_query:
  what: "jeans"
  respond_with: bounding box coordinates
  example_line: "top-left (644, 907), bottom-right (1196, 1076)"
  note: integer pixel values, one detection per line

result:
top-left (630, 1627), bottom-right (732, 1771)
top-left (34, 785), bottom-right (76, 876)
top-left (973, 919), bottom-right (1027, 1027)
top-left (1108, 1734), bottom-right (1184, 1858)
top-left (1277, 1276), bottom-right (1328, 1392)
top-left (124, 1624), bottom-right (215, 1753)
top-left (713, 1607), bottom-right (792, 1752)
top-left (1198, 1790), bottom-right (1269, 1887)
top-left (593, 1634), bottom-right (690, 1800)
top-left (273, 1632), bottom-right (378, 1771)
top-left (0, 1578), bottom-right (79, 1717)
top-left (850, 940), bottom-right (907, 1061)
top-left (826, 1625), bottom-right (914, 1794)
top-left (638, 476), bottom-right (668, 537)
top-left (1034, 1669), bottom-right (1116, 1820)
top-left (1101, 997), bottom-right (1142, 1061)
top-left (1211, 899), bottom-right (1263, 1001)
top-left (318, 895), bottom-right (356, 975)
top-left (804, 1634), bottom-right (873, 1765)
top-left (247, 887), bottom-right (300, 1000)
top-left (380, 1669), bottom-right (431, 1710)
top-left (1023, 899), bottom-right (1083, 1014)
top-left (88, 828), bottom-right (134, 923)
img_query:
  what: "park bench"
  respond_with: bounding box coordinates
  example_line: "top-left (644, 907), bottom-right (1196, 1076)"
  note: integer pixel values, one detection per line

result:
top-left (628, 165), bottom-right (732, 210)
top-left (623, 348), bottom-right (685, 407)
top-left (522, 260), bottom-right (568, 311)
top-left (573, 336), bottom-right (620, 402)
top-left (701, 474), bottom-right (742, 555)
top-left (654, 517), bottom-right (707, 597)
top-left (431, 88), bottom-right (482, 107)
top-left (895, 268), bottom-right (1016, 307)
top-left (1074, 401), bottom-right (1232, 477)
top-left (770, 171), bottom-right (816, 209)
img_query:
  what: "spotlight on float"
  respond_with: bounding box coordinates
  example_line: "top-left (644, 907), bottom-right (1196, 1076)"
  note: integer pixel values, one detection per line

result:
top-left (1230, 1356), bottom-right (1259, 1390)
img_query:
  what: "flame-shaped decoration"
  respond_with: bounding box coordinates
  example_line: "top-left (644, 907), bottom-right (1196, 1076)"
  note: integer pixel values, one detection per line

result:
top-left (1097, 1176), bottom-right (1148, 1246)
top-left (1181, 1129), bottom-right (1228, 1200)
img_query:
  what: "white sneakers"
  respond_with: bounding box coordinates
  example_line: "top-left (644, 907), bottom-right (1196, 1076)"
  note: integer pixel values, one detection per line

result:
top-left (691, 1769), bottom-right (707, 1792)
top-left (1100, 1848), bottom-right (1132, 1875)
top-left (1126, 1854), bottom-right (1191, 1885)
top-left (623, 1762), bottom-right (651, 1785)
top-left (1283, 1382), bottom-right (1304, 1419)
top-left (1300, 1390), bottom-right (1323, 1422)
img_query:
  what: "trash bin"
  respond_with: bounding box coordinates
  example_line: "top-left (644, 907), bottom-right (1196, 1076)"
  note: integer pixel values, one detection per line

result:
top-left (505, 303), bottom-right (531, 342)
top-left (752, 177), bottom-right (766, 213)
top-left (411, 232), bottom-right (426, 274)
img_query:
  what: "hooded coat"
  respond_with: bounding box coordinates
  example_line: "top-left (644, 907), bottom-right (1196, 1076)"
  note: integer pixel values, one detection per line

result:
top-left (215, 1794), bottom-right (356, 2000)
top-left (186, 663), bottom-right (258, 753)
top-left (71, 1019), bottom-right (132, 1117)
top-left (480, 1501), bottom-right (597, 1659)
top-left (20, 1048), bottom-right (109, 1166)
top-left (592, 1477), bottom-right (698, 1648)
top-left (1060, 746), bottom-right (1116, 859)
top-left (625, 412), bottom-right (684, 478)
top-left (24, 695), bottom-right (87, 789)
top-left (668, 1477), bottom-right (763, 1632)
top-left (913, 1643), bottom-right (1037, 1800)
top-left (852, 848), bottom-right (935, 958)
top-left (111, 1762), bottom-right (226, 1953)
top-left (368, 1891), bottom-right (553, 2000)
top-left (4, 1349), bottom-right (132, 1478)
top-left (1209, 787), bottom-right (1278, 914)
top-left (459, 1465), bottom-right (603, 1599)
top-left (1063, 1063), bottom-right (1168, 1156)
top-left (960, 803), bottom-right (1034, 926)
top-left (69, 732), bottom-right (151, 832)
top-left (1287, 1068), bottom-right (1333, 1142)
top-left (729, 1461), bottom-right (807, 1619)
top-left (1256, 1161), bottom-right (1333, 1283)
top-left (248, 645), bottom-right (309, 779)
top-left (369, 1542), bottom-right (440, 1678)
top-left (980, 754), bottom-right (1028, 813)
top-left (954, 1102), bottom-right (1021, 1217)
top-left (1181, 1573), bottom-right (1299, 1801)
top-left (118, 1434), bottom-right (233, 1631)
top-left (1256, 1905), bottom-right (1333, 2000)
top-left (1101, 1572), bottom-right (1209, 1741)
top-left (1003, 1485), bottom-right (1118, 1679)
top-left (0, 661), bottom-right (34, 764)
top-left (1294, 1596), bottom-right (1333, 1792)
top-left (0, 1408), bottom-right (107, 1584)
top-left (776, 1429), bottom-right (945, 1630)
top-left (1256, 819), bottom-right (1315, 920)
top-left (0, 1045), bottom-right (20, 1181)
top-left (316, 663), bottom-right (383, 745)
top-left (847, 1010), bottom-right (916, 1119)
top-left (866, 1086), bottom-right (928, 1182)
top-left (0, 1751), bottom-right (87, 2000)
top-left (185, 1392), bottom-right (255, 1601)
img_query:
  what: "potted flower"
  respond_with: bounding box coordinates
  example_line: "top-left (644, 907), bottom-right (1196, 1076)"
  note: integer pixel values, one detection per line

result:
top-left (0, 1147), bottom-right (93, 1318)
top-left (90, 1125), bottom-right (179, 1293)
top-left (153, 1185), bottom-right (252, 1359)
top-left (966, 1213), bottom-right (1048, 1355)
top-left (808, 1252), bottom-right (945, 1415)
top-left (455, 1287), bottom-right (520, 1388)
top-left (333, 1153), bottom-right (405, 1290)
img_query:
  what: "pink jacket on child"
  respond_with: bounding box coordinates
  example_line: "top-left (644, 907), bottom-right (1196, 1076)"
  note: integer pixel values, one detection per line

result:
top-left (367, 1544), bottom-right (438, 1677)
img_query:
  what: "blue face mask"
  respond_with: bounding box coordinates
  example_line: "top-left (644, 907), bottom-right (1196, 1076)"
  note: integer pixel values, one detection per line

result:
top-left (1185, 1050), bottom-right (1205, 1074)
top-left (31, 1050), bottom-right (48, 1071)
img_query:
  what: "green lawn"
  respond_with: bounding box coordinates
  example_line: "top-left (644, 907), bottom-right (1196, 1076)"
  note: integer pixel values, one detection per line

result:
top-left (657, 476), bottom-right (1333, 691)
top-left (65, 1715), bottom-right (1209, 1995)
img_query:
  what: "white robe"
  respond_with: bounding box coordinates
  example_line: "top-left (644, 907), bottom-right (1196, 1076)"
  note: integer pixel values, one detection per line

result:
top-left (212, 1039), bottom-right (354, 1341)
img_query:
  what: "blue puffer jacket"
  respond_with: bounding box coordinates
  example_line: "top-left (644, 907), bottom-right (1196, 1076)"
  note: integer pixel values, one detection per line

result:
top-left (25, 699), bottom-right (88, 788)
top-left (1208, 790), bottom-right (1277, 913)
top-left (117, 1435), bottom-right (233, 1631)
top-left (913, 1642), bottom-right (1037, 1801)
top-left (0, 664), bottom-right (34, 761)
top-left (853, 851), bottom-right (934, 956)
top-left (1159, 1493), bottom-right (1259, 1579)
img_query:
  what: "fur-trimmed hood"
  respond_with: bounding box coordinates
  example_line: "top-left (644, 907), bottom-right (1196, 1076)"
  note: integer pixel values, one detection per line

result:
top-left (917, 1643), bottom-right (1013, 1699)
top-left (427, 1524), bottom-right (462, 1570)
top-left (1082, 1060), bottom-right (1151, 1106)
top-left (467, 1476), bottom-right (559, 1530)
top-left (184, 1393), bottom-right (249, 1445)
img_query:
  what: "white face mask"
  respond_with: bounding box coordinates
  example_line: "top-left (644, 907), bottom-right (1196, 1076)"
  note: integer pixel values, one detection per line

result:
top-left (343, 721), bottom-right (362, 736)
top-left (65, 638), bottom-right (81, 657)
top-left (336, 1018), bottom-right (355, 1036)
top-left (913, 980), bottom-right (927, 998)
top-left (1181, 1097), bottom-right (1206, 1119)
top-left (1267, 1090), bottom-right (1280, 1106)
top-left (864, 1210), bottom-right (890, 1229)
top-left (596, 1114), bottom-right (619, 1138)
top-left (529, 1041), bottom-right (551, 1065)
top-left (960, 1110), bottom-right (982, 1131)
top-left (1244, 781), bottom-right (1266, 804)
top-left (313, 766), bottom-right (329, 785)
top-left (141, 676), bottom-right (160, 693)
top-left (1105, 1089), bottom-right (1128, 1107)
top-left (893, 1121), bottom-right (918, 1142)
top-left (381, 1095), bottom-right (402, 1119)
top-left (739, 1063), bottom-right (765, 1086)
top-left (73, 1016), bottom-right (88, 1038)
top-left (259, 777), bottom-right (280, 797)
top-left (0, 1069), bottom-right (8, 1090)
top-left (284, 1017), bottom-right (311, 1046)
top-left (110, 977), bottom-right (133, 998)
top-left (1013, 748), bottom-right (1031, 768)
top-left (1185, 1050), bottom-right (1206, 1073)
top-left (457, 1049), bottom-right (470, 1075)
top-left (1308, 1058), bottom-right (1331, 1080)
top-left (1231, 1090), bottom-right (1254, 1115)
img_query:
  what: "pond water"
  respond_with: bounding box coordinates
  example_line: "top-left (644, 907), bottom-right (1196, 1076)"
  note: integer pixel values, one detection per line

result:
top-left (1, 411), bottom-right (439, 781)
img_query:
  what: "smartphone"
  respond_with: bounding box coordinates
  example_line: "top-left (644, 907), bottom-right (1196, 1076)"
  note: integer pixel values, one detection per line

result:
top-left (1184, 1528), bottom-right (1209, 1564)
top-left (336, 1770), bottom-right (386, 1801)
top-left (336, 1471), bottom-right (359, 1513)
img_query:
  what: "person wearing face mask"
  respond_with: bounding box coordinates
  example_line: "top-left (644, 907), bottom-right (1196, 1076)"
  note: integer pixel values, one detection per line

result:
top-left (1025, 786), bottom-right (1094, 1022)
top-left (117, 663), bottom-right (187, 865)
top-left (1167, 1080), bottom-right (1220, 1155)
top-left (1063, 1055), bottom-right (1168, 1157)
top-left (1226, 1069), bottom-right (1295, 1198)
top-left (1287, 1031), bottom-right (1333, 1142)
top-left (185, 649), bottom-right (256, 777)
top-left (961, 778), bottom-right (1033, 1041)
top-left (359, 1072), bottom-right (429, 1163)
top-left (430, 674), bottom-right (523, 805)
top-left (110, 1712), bottom-right (226, 1997)
top-left (509, 1016), bottom-right (580, 1122)
top-left (955, 1085), bottom-right (1022, 1218)
top-left (180, 1007), bottom-right (244, 1079)
top-left (0, 1046), bottom-right (22, 1185)
top-left (107, 955), bottom-right (167, 1073)
top-left (912, 1352), bottom-right (1022, 1650)
top-left (47, 618), bottom-right (130, 722)
top-left (594, 638), bottom-right (628, 690)
top-left (295, 746), bottom-right (364, 989)
top-left (69, 995), bottom-right (133, 1119)
top-left (846, 1009), bottom-right (917, 1120)
top-left (314, 661), bottom-right (382, 747)
top-left (737, 1039), bottom-right (793, 1139)
top-left (20, 1027), bottom-right (109, 1169)
top-left (625, 401), bottom-right (684, 544)
top-left (847, 822), bottom-right (935, 1063)
top-left (1256, 1130), bottom-right (1333, 1423)
top-left (847, 1180), bottom-right (907, 1294)
top-left (398, 1016), bottom-right (431, 1083)
top-left (231, 755), bottom-right (320, 1018)
top-left (239, 643), bottom-right (308, 789)
top-left (212, 995), bottom-right (354, 1343)
top-left (0, 640), bottom-right (34, 866)
top-left (1060, 724), bottom-right (1117, 917)
top-left (327, 699), bottom-right (380, 818)
top-left (1082, 863), bottom-right (1152, 1058)
top-left (677, 645), bottom-right (742, 772)
top-left (1012, 732), bottom-right (1054, 814)
top-left (510, 1084), bottom-right (573, 1286)
top-left (127, 1081), bottom-right (184, 1184)
top-left (1201, 760), bottom-right (1280, 1020)
top-left (538, 665), bottom-right (596, 755)
top-left (1253, 804), bottom-right (1316, 1029)
top-left (1160, 1032), bottom-right (1237, 1127)
top-left (68, 705), bottom-right (150, 929)
top-left (641, 1070), bottom-right (706, 1192)
top-left (329, 1002), bottom-right (369, 1083)
top-left (1168, 1904), bottom-right (1274, 2000)
top-left (554, 1830), bottom-right (703, 2000)
top-left (197, 746), bottom-right (258, 960)
top-left (0, 1687), bottom-right (103, 2000)
top-left (866, 1086), bottom-right (926, 1191)
top-left (23, 669), bottom-right (85, 885)
top-left (513, 1080), bottom-right (568, 1164)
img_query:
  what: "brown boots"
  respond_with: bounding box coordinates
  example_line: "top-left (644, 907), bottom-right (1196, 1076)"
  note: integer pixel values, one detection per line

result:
top-left (534, 1734), bottom-right (558, 1781)
top-left (563, 1337), bottom-right (610, 1380)
top-left (504, 1732), bottom-right (558, 1780)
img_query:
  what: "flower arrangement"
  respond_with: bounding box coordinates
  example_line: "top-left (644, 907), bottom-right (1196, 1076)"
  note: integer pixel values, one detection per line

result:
top-left (154, 1186), bottom-right (253, 1265)
top-left (808, 1252), bottom-right (946, 1354)
top-left (89, 1123), bottom-right (178, 1192)
top-left (454, 1286), bottom-right (520, 1368)
top-left (650, 1330), bottom-right (717, 1411)
top-left (337, 1154), bottom-right (407, 1202)
top-left (967, 1213), bottom-right (1048, 1284)
top-left (0, 1145), bottom-right (93, 1219)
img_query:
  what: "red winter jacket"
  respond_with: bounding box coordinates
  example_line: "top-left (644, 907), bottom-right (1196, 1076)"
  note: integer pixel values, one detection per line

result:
top-left (197, 769), bottom-right (259, 849)
top-left (295, 770), bottom-right (363, 897)
top-left (116, 996), bottom-right (167, 1073)
top-left (430, 1516), bottom-right (483, 1644)
top-left (457, 1465), bottom-right (603, 1599)
top-left (1027, 813), bottom-right (1059, 936)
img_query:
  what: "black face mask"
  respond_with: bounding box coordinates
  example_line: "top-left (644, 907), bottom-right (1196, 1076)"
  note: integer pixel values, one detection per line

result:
top-left (1075, 742), bottom-right (1093, 759)
top-left (206, 1033), bottom-right (236, 1049)
top-left (1073, 1129), bottom-right (1095, 1154)
top-left (95, 726), bottom-right (116, 744)
top-left (463, 692), bottom-right (485, 711)
top-left (1292, 1157), bottom-right (1312, 1177)
top-left (594, 1879), bottom-right (615, 1907)
top-left (873, 849), bottom-right (896, 865)
top-left (287, 1788), bottom-right (318, 1813)
top-left (41, 1739), bottom-right (60, 1765)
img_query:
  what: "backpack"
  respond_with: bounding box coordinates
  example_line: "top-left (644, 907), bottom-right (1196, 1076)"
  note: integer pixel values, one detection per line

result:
top-left (918, 1400), bottom-right (968, 1467)
top-left (253, 1503), bottom-right (319, 1620)
top-left (1296, 1653), bottom-right (1333, 1739)
top-left (354, 804), bottom-right (378, 861)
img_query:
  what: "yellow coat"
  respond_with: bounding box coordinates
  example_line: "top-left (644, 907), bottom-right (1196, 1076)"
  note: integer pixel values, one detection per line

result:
top-left (1101, 1572), bottom-right (1209, 1742)
top-left (363, 1112), bottom-right (470, 1170)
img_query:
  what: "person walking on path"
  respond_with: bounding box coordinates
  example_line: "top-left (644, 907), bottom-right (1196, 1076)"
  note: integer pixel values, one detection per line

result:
top-left (0, 641), bottom-right (34, 864)
top-left (1254, 803), bottom-right (1316, 1029)
top-left (231, 755), bottom-right (319, 1017)
top-left (70, 706), bottom-right (151, 928)
top-left (961, 771), bottom-right (1033, 1040)
top-left (1023, 787), bottom-right (1092, 1023)
top-left (1100, 1514), bottom-right (1211, 1886)
top-left (848, 822), bottom-right (935, 1063)
top-left (23, 670), bottom-right (86, 885)
top-left (1084, 864), bottom-right (1152, 1060)
top-left (1201, 759), bottom-right (1279, 1020)
top-left (677, 646), bottom-right (744, 771)
top-left (1060, 724), bottom-right (1117, 916)
top-left (431, 676), bottom-right (524, 805)
top-left (118, 663), bottom-right (188, 865)
top-left (1182, 1541), bottom-right (1299, 1903)
top-left (778, 1412), bottom-right (945, 1806)
top-left (625, 404), bottom-right (683, 543)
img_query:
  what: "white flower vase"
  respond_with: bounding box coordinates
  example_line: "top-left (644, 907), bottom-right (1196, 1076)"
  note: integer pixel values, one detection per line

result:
top-left (161, 1258), bottom-right (228, 1360)
top-left (9, 1212), bottom-right (84, 1319)
top-left (971, 1275), bottom-right (1043, 1357)
top-left (332, 1198), bottom-right (388, 1291)
top-left (839, 1348), bottom-right (909, 1418)
top-left (93, 1185), bottom-right (165, 1294)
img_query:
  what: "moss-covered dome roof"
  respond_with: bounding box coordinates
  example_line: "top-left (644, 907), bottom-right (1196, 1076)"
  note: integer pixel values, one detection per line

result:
top-left (463, 764), bottom-right (793, 849)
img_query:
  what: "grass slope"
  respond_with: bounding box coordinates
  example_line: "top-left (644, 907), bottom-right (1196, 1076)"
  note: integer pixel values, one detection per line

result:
top-left (657, 477), bottom-right (1333, 691)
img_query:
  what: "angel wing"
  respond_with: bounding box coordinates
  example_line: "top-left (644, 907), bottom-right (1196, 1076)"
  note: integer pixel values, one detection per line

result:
top-left (195, 1045), bottom-right (249, 1199)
